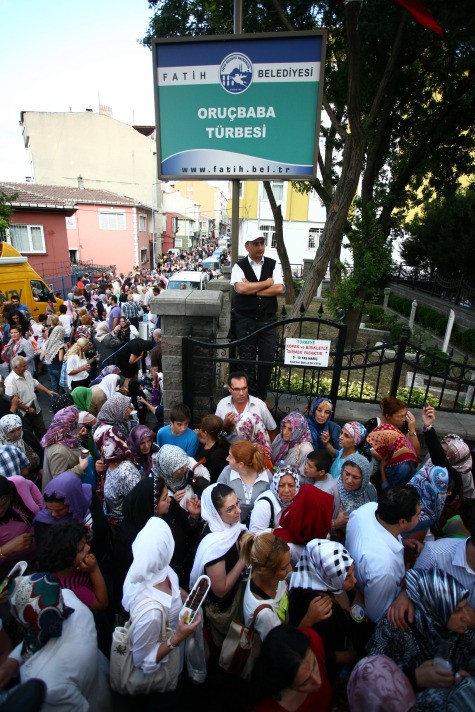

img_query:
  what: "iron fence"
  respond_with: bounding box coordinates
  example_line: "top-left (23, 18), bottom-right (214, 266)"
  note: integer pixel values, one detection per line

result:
top-left (391, 264), bottom-right (475, 310)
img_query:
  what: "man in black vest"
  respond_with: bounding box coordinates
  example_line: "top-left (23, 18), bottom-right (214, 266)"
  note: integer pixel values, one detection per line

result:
top-left (230, 234), bottom-right (284, 400)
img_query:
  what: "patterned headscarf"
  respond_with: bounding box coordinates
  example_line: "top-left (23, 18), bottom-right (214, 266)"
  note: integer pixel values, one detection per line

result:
top-left (0, 414), bottom-right (26, 453)
top-left (98, 426), bottom-right (133, 465)
top-left (405, 568), bottom-right (468, 650)
top-left (234, 412), bottom-right (272, 456)
top-left (342, 421), bottom-right (367, 446)
top-left (43, 325), bottom-right (65, 365)
top-left (290, 538), bottom-right (354, 594)
top-left (158, 444), bottom-right (189, 491)
top-left (347, 655), bottom-right (416, 712)
top-left (90, 364), bottom-right (120, 385)
top-left (271, 466), bottom-right (300, 509)
top-left (95, 394), bottom-right (132, 437)
top-left (408, 464), bottom-right (448, 526)
top-left (35, 471), bottom-right (92, 525)
top-left (366, 424), bottom-right (418, 467)
top-left (40, 406), bottom-right (81, 449)
top-left (337, 452), bottom-right (376, 514)
top-left (8, 572), bottom-right (74, 661)
top-left (307, 396), bottom-right (335, 450)
top-left (271, 412), bottom-right (312, 465)
top-left (127, 425), bottom-right (158, 476)
top-left (440, 434), bottom-right (472, 474)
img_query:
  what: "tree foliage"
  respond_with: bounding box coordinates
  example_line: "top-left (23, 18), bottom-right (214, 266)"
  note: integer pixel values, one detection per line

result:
top-left (401, 185), bottom-right (475, 278)
top-left (143, 1), bottom-right (475, 344)
top-left (0, 192), bottom-right (15, 239)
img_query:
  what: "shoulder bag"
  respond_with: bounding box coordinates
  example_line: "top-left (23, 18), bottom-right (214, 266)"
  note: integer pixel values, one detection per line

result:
top-left (110, 597), bottom-right (180, 695)
top-left (219, 602), bottom-right (273, 679)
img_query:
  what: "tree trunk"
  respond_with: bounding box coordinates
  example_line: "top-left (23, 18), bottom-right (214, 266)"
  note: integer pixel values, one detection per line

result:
top-left (263, 180), bottom-right (296, 304)
top-left (329, 237), bottom-right (342, 292)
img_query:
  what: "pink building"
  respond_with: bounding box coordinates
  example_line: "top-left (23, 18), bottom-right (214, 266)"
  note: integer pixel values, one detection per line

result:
top-left (1, 182), bottom-right (155, 275)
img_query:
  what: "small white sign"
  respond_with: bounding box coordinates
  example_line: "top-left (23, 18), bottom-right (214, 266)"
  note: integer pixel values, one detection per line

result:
top-left (284, 338), bottom-right (331, 367)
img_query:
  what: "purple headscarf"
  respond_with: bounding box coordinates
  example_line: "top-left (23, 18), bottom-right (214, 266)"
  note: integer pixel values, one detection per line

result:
top-left (127, 425), bottom-right (158, 476)
top-left (271, 411), bottom-right (312, 465)
top-left (348, 655), bottom-right (416, 712)
top-left (40, 406), bottom-right (81, 449)
top-left (34, 471), bottom-right (92, 525)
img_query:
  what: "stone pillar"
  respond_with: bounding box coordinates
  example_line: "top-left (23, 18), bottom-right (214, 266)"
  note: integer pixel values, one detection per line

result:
top-left (442, 309), bottom-right (455, 354)
top-left (207, 277), bottom-right (231, 337)
top-left (383, 287), bottom-right (391, 310)
top-left (149, 290), bottom-right (224, 421)
top-left (408, 300), bottom-right (417, 330)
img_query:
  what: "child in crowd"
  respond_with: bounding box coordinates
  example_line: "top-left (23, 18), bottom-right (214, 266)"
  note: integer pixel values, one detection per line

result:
top-left (303, 449), bottom-right (340, 520)
top-left (58, 303), bottom-right (74, 344)
top-left (156, 403), bottom-right (199, 457)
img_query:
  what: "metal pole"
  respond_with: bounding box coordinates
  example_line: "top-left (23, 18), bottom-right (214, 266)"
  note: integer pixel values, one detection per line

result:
top-left (231, 0), bottom-right (243, 266)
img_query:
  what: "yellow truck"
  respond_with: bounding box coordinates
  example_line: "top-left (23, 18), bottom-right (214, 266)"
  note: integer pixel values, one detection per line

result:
top-left (0, 243), bottom-right (62, 317)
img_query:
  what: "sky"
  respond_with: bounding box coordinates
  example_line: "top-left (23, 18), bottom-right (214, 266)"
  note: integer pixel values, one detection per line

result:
top-left (0, 0), bottom-right (157, 181)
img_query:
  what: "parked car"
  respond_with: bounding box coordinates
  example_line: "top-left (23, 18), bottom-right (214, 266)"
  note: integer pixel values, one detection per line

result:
top-left (167, 271), bottom-right (209, 290)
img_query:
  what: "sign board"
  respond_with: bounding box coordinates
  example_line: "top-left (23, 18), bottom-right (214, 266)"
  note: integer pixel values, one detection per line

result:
top-left (153, 31), bottom-right (326, 180)
top-left (284, 338), bottom-right (331, 367)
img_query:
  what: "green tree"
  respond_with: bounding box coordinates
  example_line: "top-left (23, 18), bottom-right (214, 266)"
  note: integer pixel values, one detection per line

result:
top-left (401, 184), bottom-right (475, 278)
top-left (144, 1), bottom-right (475, 345)
top-left (0, 191), bottom-right (15, 240)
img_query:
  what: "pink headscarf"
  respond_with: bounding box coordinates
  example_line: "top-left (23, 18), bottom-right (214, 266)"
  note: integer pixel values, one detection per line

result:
top-left (40, 406), bottom-right (81, 449)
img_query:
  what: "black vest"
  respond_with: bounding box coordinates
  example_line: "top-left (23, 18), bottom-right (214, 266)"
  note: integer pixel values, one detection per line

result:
top-left (233, 256), bottom-right (278, 318)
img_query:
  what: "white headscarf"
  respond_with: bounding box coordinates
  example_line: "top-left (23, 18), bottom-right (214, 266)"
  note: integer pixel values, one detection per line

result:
top-left (122, 517), bottom-right (175, 612)
top-left (189, 483), bottom-right (246, 588)
top-left (0, 414), bottom-right (26, 453)
top-left (97, 373), bottom-right (119, 399)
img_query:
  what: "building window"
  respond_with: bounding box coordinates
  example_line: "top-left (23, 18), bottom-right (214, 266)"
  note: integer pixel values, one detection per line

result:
top-left (139, 214), bottom-right (147, 232)
top-left (66, 215), bottom-right (77, 229)
top-left (259, 224), bottom-right (275, 248)
top-left (270, 181), bottom-right (284, 201)
top-left (8, 224), bottom-right (46, 253)
top-left (308, 227), bottom-right (323, 250)
top-left (140, 248), bottom-right (148, 264)
top-left (99, 211), bottom-right (126, 230)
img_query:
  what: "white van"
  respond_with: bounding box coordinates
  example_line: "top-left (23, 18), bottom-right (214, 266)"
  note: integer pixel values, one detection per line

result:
top-left (167, 271), bottom-right (209, 290)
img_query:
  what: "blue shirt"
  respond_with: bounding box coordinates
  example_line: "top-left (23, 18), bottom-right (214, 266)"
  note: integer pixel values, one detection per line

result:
top-left (156, 425), bottom-right (199, 457)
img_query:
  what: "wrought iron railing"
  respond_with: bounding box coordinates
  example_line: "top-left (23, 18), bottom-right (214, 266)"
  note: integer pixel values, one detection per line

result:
top-left (391, 264), bottom-right (475, 310)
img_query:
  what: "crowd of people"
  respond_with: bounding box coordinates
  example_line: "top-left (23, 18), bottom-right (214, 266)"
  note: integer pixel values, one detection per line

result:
top-left (0, 249), bottom-right (473, 711)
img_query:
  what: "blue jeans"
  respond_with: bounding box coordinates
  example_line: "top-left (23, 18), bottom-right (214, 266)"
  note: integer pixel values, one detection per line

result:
top-left (48, 364), bottom-right (62, 405)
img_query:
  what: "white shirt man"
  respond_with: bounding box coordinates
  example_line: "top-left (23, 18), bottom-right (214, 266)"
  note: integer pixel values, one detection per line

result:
top-left (215, 373), bottom-right (276, 440)
top-left (345, 487), bottom-right (421, 622)
top-left (4, 356), bottom-right (56, 437)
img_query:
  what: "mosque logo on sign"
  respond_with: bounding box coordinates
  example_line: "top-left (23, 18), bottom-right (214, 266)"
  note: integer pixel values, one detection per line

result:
top-left (219, 53), bottom-right (253, 94)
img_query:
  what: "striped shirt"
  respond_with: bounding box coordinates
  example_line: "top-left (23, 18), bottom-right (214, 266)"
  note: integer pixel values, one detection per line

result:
top-left (414, 537), bottom-right (475, 607)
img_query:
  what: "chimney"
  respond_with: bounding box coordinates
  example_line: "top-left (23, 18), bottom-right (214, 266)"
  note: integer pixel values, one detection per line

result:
top-left (78, 176), bottom-right (84, 190)
top-left (99, 105), bottom-right (113, 118)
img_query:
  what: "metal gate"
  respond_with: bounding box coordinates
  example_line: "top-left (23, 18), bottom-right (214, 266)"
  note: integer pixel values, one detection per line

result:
top-left (182, 315), bottom-right (347, 425)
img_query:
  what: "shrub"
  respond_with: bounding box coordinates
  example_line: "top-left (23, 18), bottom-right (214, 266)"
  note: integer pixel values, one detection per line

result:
top-left (390, 321), bottom-right (404, 341)
top-left (364, 305), bottom-right (391, 328)
top-left (421, 347), bottom-right (451, 375)
top-left (396, 387), bottom-right (438, 407)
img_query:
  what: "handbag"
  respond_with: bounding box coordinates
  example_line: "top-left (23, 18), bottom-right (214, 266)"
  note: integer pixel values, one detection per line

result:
top-left (110, 597), bottom-right (180, 696)
top-left (205, 578), bottom-right (247, 647)
top-left (219, 602), bottom-right (273, 679)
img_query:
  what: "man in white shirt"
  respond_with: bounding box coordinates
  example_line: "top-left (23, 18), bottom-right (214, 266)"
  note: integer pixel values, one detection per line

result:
top-left (4, 356), bottom-right (57, 437)
top-left (230, 233), bottom-right (284, 401)
top-left (345, 485), bottom-right (422, 622)
top-left (215, 371), bottom-right (277, 441)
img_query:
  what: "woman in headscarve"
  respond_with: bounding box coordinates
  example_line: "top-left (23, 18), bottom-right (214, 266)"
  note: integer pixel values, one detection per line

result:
top-left (127, 425), bottom-right (158, 477)
top-left (0, 474), bottom-right (42, 575)
top-left (367, 398), bottom-right (419, 487)
top-left (273, 485), bottom-right (334, 565)
top-left (89, 364), bottom-right (120, 386)
top-left (33, 470), bottom-right (109, 565)
top-left (94, 393), bottom-right (135, 441)
top-left (88, 373), bottom-right (120, 416)
top-left (2, 573), bottom-right (111, 711)
top-left (112, 475), bottom-right (170, 611)
top-left (234, 412), bottom-right (272, 460)
top-left (271, 412), bottom-right (314, 478)
top-left (288, 539), bottom-right (364, 682)
top-left (122, 518), bottom-right (201, 676)
top-left (306, 396), bottom-right (341, 453)
top-left (332, 452), bottom-right (378, 540)
top-left (347, 656), bottom-right (417, 712)
top-left (190, 484), bottom-right (247, 643)
top-left (367, 568), bottom-right (475, 712)
top-left (70, 385), bottom-right (92, 414)
top-left (94, 426), bottom-right (141, 529)
top-left (330, 421), bottom-right (367, 479)
top-left (0, 414), bottom-right (41, 479)
top-left (42, 324), bottom-right (66, 404)
top-left (154, 444), bottom-right (208, 586)
top-left (405, 464), bottom-right (449, 541)
top-left (40, 406), bottom-right (88, 490)
top-left (250, 465), bottom-right (300, 535)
